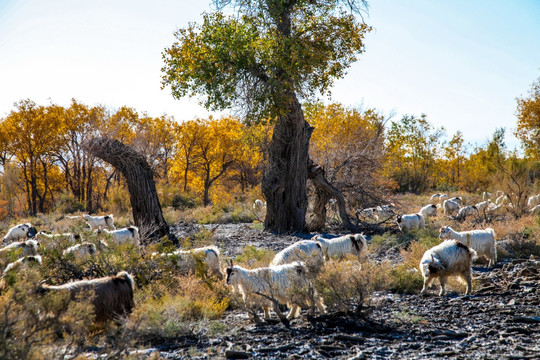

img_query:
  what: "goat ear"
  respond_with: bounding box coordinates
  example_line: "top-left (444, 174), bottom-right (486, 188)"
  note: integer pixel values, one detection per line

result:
top-left (350, 235), bottom-right (360, 252)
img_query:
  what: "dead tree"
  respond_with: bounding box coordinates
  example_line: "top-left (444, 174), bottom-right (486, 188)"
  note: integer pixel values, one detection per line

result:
top-left (307, 159), bottom-right (358, 232)
top-left (83, 137), bottom-right (169, 239)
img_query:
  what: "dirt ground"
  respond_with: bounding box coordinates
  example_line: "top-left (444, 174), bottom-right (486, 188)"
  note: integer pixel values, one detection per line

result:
top-left (139, 222), bottom-right (540, 359)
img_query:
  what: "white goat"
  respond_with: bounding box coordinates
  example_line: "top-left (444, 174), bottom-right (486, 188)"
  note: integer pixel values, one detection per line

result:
top-left (0, 240), bottom-right (39, 258)
top-left (475, 200), bottom-right (491, 213)
top-left (455, 205), bottom-right (478, 221)
top-left (486, 203), bottom-right (506, 215)
top-left (63, 242), bottom-right (98, 256)
top-left (2, 255), bottom-right (42, 275)
top-left (100, 226), bottom-right (140, 247)
top-left (495, 193), bottom-right (509, 205)
top-left (449, 196), bottom-right (463, 205)
top-left (82, 214), bottom-right (115, 230)
top-left (439, 225), bottom-right (496, 267)
top-left (429, 193), bottom-right (441, 202)
top-left (440, 194), bottom-right (448, 200)
top-left (419, 204), bottom-right (437, 218)
top-left (527, 194), bottom-right (540, 208)
top-left (0, 255), bottom-right (42, 290)
top-left (374, 204), bottom-right (396, 220)
top-left (253, 199), bottom-right (265, 210)
top-left (482, 191), bottom-right (491, 200)
top-left (271, 240), bottom-right (325, 272)
top-left (313, 234), bottom-right (367, 260)
top-left (528, 204), bottom-right (540, 214)
top-left (154, 246), bottom-right (223, 278)
top-left (420, 240), bottom-right (477, 296)
top-left (396, 214), bottom-right (425, 232)
top-left (225, 261), bottom-right (325, 321)
top-left (36, 231), bottom-right (81, 243)
top-left (443, 200), bottom-right (460, 216)
top-left (357, 207), bottom-right (377, 221)
top-left (2, 223), bottom-right (37, 244)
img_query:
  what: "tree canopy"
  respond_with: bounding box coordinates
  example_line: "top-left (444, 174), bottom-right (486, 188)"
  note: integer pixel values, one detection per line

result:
top-left (162, 0), bottom-right (371, 233)
top-left (516, 76), bottom-right (540, 160)
top-left (161, 0), bottom-right (371, 122)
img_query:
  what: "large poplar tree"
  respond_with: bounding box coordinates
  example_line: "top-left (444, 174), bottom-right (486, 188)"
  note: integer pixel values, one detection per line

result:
top-left (162, 0), bottom-right (370, 233)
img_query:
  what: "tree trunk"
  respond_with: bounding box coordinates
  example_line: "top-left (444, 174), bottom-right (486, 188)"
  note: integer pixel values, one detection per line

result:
top-left (86, 165), bottom-right (93, 212)
top-left (307, 159), bottom-right (358, 233)
top-left (83, 137), bottom-right (169, 239)
top-left (203, 178), bottom-right (211, 206)
top-left (262, 95), bottom-right (312, 233)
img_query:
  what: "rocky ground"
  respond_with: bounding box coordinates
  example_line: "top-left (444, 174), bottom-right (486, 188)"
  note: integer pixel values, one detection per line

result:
top-left (143, 223), bottom-right (540, 359)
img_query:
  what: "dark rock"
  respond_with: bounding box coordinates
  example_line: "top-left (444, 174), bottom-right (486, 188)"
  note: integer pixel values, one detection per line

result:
top-left (225, 349), bottom-right (251, 359)
top-left (511, 316), bottom-right (540, 324)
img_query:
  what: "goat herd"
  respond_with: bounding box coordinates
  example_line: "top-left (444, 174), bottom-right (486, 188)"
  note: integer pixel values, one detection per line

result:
top-left (0, 190), bottom-right (538, 324)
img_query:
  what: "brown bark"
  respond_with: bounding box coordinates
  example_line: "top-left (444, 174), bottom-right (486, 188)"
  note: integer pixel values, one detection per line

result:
top-left (307, 159), bottom-right (358, 232)
top-left (262, 96), bottom-right (313, 233)
top-left (83, 137), bottom-right (169, 239)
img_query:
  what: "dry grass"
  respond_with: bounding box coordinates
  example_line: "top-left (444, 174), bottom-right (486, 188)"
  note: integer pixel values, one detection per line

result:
top-left (1, 192), bottom-right (540, 356)
top-left (127, 275), bottom-right (229, 342)
top-left (233, 245), bottom-right (275, 268)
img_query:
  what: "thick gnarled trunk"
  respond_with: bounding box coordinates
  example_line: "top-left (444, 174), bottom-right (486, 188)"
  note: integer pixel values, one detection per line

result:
top-left (262, 96), bottom-right (313, 233)
top-left (84, 137), bottom-right (169, 240)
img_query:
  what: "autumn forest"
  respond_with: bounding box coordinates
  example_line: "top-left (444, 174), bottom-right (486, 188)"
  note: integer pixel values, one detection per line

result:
top-left (1, 74), bottom-right (539, 221)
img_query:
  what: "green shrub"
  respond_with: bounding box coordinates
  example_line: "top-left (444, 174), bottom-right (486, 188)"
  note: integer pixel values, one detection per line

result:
top-left (503, 238), bottom-right (540, 258)
top-left (182, 203), bottom-right (256, 224)
top-left (127, 276), bottom-right (229, 342)
top-left (389, 264), bottom-right (424, 294)
top-left (315, 260), bottom-right (368, 316)
top-left (230, 206), bottom-right (256, 223)
top-left (234, 245), bottom-right (275, 268)
top-left (56, 191), bottom-right (85, 213)
top-left (0, 270), bottom-right (95, 360)
top-left (171, 192), bottom-right (198, 210)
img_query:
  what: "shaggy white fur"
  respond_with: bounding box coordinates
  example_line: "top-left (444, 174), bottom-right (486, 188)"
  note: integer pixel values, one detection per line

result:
top-left (419, 240), bottom-right (477, 296)
top-left (439, 225), bottom-right (496, 267)
top-left (313, 234), bottom-right (367, 260)
top-left (155, 246), bottom-right (223, 278)
top-left (82, 214), bottom-right (115, 230)
top-left (396, 214), bottom-right (425, 232)
top-left (226, 261), bottom-right (325, 321)
top-left (271, 240), bottom-right (325, 272)
top-left (100, 226), bottom-right (140, 247)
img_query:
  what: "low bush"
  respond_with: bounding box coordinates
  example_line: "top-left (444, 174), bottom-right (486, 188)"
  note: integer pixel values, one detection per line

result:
top-left (181, 204), bottom-right (256, 224)
top-left (128, 275), bottom-right (229, 342)
top-left (0, 270), bottom-right (95, 360)
top-left (56, 191), bottom-right (85, 214)
top-left (234, 245), bottom-right (275, 268)
top-left (171, 192), bottom-right (198, 210)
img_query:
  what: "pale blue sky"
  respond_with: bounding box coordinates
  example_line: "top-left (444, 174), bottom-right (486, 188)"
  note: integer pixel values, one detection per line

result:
top-left (1, 0), bottom-right (539, 150)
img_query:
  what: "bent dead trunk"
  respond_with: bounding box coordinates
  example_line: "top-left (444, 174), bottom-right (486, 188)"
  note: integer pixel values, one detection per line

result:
top-left (262, 96), bottom-right (312, 234)
top-left (307, 159), bottom-right (357, 233)
top-left (83, 137), bottom-right (169, 239)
